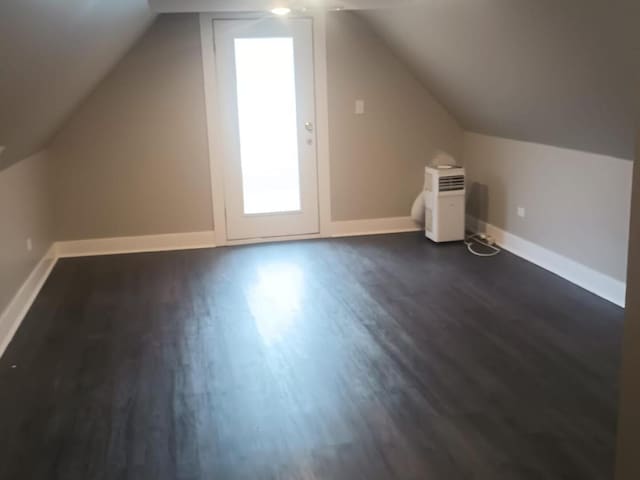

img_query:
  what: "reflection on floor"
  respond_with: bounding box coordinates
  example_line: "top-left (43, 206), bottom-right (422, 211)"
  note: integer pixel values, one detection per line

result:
top-left (0, 233), bottom-right (623, 479)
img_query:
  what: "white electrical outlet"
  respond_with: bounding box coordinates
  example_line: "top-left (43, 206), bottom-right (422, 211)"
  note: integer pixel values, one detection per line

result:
top-left (26, 238), bottom-right (32, 252)
top-left (355, 99), bottom-right (365, 115)
top-left (517, 206), bottom-right (526, 218)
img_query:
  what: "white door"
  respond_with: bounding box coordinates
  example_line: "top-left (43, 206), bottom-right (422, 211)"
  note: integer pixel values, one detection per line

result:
top-left (214, 18), bottom-right (319, 241)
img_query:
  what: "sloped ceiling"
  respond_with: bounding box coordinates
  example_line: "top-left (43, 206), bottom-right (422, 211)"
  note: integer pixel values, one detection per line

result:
top-left (360, 0), bottom-right (640, 160)
top-left (2, 0), bottom-right (636, 170)
top-left (0, 0), bottom-right (155, 170)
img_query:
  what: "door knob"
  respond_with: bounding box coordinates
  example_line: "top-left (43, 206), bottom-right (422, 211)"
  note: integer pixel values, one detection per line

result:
top-left (304, 122), bottom-right (314, 133)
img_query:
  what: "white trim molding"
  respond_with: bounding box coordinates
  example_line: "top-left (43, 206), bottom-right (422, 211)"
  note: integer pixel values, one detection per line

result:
top-left (0, 245), bottom-right (58, 358)
top-left (200, 13), bottom-right (228, 247)
top-left (1, 217), bottom-right (625, 359)
top-left (199, 11), bottom-right (333, 246)
top-left (312, 9), bottom-right (334, 238)
top-left (331, 216), bottom-right (422, 238)
top-left (1, 232), bottom-right (217, 358)
top-left (56, 231), bottom-right (216, 258)
top-left (467, 216), bottom-right (626, 307)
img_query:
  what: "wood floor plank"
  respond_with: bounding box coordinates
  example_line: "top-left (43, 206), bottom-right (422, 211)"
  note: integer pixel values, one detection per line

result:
top-left (0, 233), bottom-right (623, 479)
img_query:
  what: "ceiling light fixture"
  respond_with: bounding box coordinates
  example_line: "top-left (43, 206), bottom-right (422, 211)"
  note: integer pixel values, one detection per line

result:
top-left (271, 7), bottom-right (291, 15)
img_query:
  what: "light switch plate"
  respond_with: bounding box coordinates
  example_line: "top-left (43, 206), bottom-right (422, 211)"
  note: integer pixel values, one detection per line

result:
top-left (355, 100), bottom-right (365, 115)
top-left (517, 206), bottom-right (526, 218)
top-left (0, 146), bottom-right (5, 158)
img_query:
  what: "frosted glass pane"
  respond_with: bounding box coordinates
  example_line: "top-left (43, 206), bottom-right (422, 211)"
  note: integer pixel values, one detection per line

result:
top-left (234, 37), bottom-right (301, 215)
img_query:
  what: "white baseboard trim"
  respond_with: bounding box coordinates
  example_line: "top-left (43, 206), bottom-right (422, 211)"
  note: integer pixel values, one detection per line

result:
top-left (56, 231), bottom-right (217, 258)
top-left (2, 218), bottom-right (623, 360)
top-left (331, 216), bottom-right (421, 238)
top-left (1, 221), bottom-right (421, 358)
top-left (467, 216), bottom-right (626, 307)
top-left (1, 231), bottom-right (218, 358)
top-left (0, 245), bottom-right (58, 358)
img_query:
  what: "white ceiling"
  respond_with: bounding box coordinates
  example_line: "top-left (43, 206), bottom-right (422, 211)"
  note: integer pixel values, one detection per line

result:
top-left (0, 0), bottom-right (155, 170)
top-left (360, 0), bottom-right (640, 159)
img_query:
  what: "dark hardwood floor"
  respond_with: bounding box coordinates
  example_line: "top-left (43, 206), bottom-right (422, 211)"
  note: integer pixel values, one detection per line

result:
top-left (0, 233), bottom-right (623, 479)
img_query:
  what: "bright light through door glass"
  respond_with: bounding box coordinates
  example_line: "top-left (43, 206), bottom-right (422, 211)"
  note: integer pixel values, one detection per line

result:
top-left (234, 37), bottom-right (301, 215)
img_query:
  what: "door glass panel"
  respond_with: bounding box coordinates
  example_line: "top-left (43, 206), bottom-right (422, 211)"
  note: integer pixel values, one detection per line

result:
top-left (234, 37), bottom-right (301, 215)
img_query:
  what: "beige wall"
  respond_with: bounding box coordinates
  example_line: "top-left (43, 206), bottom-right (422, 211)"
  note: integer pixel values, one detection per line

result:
top-left (50, 12), bottom-right (463, 239)
top-left (616, 134), bottom-right (640, 480)
top-left (0, 151), bottom-right (54, 314)
top-left (327, 11), bottom-right (462, 221)
top-left (50, 14), bottom-right (213, 240)
top-left (464, 132), bottom-right (632, 281)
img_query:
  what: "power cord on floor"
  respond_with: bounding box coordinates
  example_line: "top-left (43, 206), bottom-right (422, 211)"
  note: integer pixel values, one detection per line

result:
top-left (465, 233), bottom-right (501, 257)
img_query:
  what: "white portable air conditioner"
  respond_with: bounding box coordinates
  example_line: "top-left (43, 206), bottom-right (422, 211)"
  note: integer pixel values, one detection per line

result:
top-left (424, 165), bottom-right (466, 242)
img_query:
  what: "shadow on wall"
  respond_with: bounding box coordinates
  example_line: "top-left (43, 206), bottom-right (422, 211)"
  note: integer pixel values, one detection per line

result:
top-left (467, 182), bottom-right (489, 223)
top-left (466, 178), bottom-right (510, 232)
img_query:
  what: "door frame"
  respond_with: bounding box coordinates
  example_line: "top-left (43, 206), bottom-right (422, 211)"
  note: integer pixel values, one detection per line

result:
top-left (199, 11), bottom-right (332, 247)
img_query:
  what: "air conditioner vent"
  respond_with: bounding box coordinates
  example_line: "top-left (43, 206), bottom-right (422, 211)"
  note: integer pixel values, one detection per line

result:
top-left (439, 175), bottom-right (465, 192)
